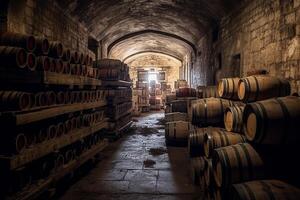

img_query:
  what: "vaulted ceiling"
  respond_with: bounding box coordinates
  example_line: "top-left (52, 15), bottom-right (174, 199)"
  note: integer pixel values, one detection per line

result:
top-left (57, 0), bottom-right (241, 61)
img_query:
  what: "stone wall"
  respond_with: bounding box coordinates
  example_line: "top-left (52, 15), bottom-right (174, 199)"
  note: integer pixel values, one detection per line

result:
top-left (218, 0), bottom-right (300, 94)
top-left (5, 0), bottom-right (90, 52)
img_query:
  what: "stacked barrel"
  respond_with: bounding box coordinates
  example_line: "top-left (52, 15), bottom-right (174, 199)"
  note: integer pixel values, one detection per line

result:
top-left (188, 75), bottom-right (300, 199)
top-left (165, 84), bottom-right (198, 146)
top-left (133, 70), bottom-right (150, 115)
top-left (95, 59), bottom-right (132, 139)
top-left (149, 80), bottom-right (162, 110)
top-left (0, 32), bottom-right (108, 198)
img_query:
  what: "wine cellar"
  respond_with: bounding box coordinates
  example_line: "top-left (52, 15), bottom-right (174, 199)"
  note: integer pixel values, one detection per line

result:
top-left (0, 0), bottom-right (300, 200)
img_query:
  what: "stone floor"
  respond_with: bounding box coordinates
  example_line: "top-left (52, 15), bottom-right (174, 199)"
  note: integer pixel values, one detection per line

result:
top-left (59, 111), bottom-right (203, 200)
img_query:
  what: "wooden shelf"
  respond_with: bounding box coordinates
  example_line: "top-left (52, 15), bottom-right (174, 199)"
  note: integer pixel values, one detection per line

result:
top-left (0, 100), bottom-right (106, 126)
top-left (0, 70), bottom-right (101, 87)
top-left (0, 119), bottom-right (108, 170)
top-left (9, 140), bottom-right (108, 200)
top-left (43, 72), bottom-right (101, 87)
top-left (101, 80), bottom-right (132, 87)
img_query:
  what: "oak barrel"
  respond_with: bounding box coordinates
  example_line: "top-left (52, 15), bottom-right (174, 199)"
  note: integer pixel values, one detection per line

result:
top-left (190, 157), bottom-right (206, 185)
top-left (34, 37), bottom-right (49, 55)
top-left (176, 87), bottom-right (197, 97)
top-left (0, 32), bottom-right (36, 51)
top-left (165, 112), bottom-right (188, 122)
top-left (192, 97), bottom-right (234, 127)
top-left (165, 121), bottom-right (192, 146)
top-left (0, 91), bottom-right (33, 111)
top-left (171, 100), bottom-right (188, 113)
top-left (49, 42), bottom-right (63, 58)
top-left (204, 129), bottom-right (246, 158)
top-left (197, 86), bottom-right (219, 98)
top-left (26, 53), bottom-right (37, 71)
top-left (0, 46), bottom-right (27, 69)
top-left (36, 56), bottom-right (51, 71)
top-left (212, 143), bottom-right (264, 188)
top-left (224, 105), bottom-right (245, 133)
top-left (243, 96), bottom-right (300, 144)
top-left (188, 127), bottom-right (219, 158)
top-left (238, 75), bottom-right (290, 102)
top-left (218, 77), bottom-right (240, 100)
top-left (231, 180), bottom-right (300, 200)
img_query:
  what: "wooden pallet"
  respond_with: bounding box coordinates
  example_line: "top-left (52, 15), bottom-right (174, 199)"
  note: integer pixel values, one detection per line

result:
top-left (0, 119), bottom-right (108, 170)
top-left (6, 140), bottom-right (108, 200)
top-left (0, 100), bottom-right (106, 126)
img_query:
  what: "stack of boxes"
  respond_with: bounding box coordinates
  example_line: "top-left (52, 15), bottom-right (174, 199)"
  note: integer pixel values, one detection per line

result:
top-left (149, 80), bottom-right (161, 110)
top-left (133, 70), bottom-right (150, 114)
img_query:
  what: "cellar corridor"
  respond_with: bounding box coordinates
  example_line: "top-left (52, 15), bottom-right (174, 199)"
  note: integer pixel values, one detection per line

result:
top-left (59, 112), bottom-right (201, 200)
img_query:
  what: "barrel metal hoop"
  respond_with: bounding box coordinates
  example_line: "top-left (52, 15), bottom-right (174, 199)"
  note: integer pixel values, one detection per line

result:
top-left (230, 78), bottom-right (235, 99)
top-left (259, 181), bottom-right (276, 200)
top-left (221, 148), bottom-right (232, 186)
top-left (253, 103), bottom-right (266, 143)
top-left (231, 145), bottom-right (244, 184)
top-left (275, 98), bottom-right (290, 144)
top-left (239, 143), bottom-right (254, 181)
top-left (232, 106), bottom-right (238, 132)
top-left (244, 78), bottom-right (251, 102)
top-left (243, 182), bottom-right (256, 200)
top-left (221, 129), bottom-right (230, 146)
top-left (217, 130), bottom-right (225, 147)
top-left (220, 99), bottom-right (224, 123)
top-left (253, 76), bottom-right (260, 102)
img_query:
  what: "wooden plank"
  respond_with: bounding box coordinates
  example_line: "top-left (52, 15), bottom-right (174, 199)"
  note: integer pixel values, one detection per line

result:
top-left (101, 80), bottom-right (132, 87)
top-left (9, 140), bottom-right (108, 200)
top-left (0, 100), bottom-right (106, 126)
top-left (0, 69), bottom-right (42, 84)
top-left (43, 72), bottom-right (102, 86)
top-left (0, 119), bottom-right (108, 170)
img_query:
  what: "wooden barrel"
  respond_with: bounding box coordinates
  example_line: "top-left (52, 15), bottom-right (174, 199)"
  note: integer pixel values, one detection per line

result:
top-left (171, 100), bottom-right (188, 113)
top-left (197, 86), bottom-right (219, 98)
top-left (55, 59), bottom-right (64, 73)
top-left (176, 87), bottom-right (197, 97)
top-left (36, 56), bottom-right (51, 71)
top-left (0, 32), bottom-right (36, 51)
top-left (218, 77), bottom-right (240, 100)
top-left (63, 62), bottom-right (71, 74)
top-left (37, 129), bottom-right (48, 143)
top-left (64, 150), bottom-right (75, 164)
top-left (0, 46), bottom-right (27, 69)
top-left (54, 154), bottom-right (65, 171)
top-left (57, 122), bottom-right (66, 137)
top-left (0, 91), bottom-right (33, 111)
top-left (165, 105), bottom-right (172, 113)
top-left (175, 80), bottom-right (188, 89)
top-left (26, 53), bottom-right (37, 71)
top-left (49, 41), bottom-right (63, 58)
top-left (62, 49), bottom-right (71, 62)
top-left (238, 75), bottom-right (291, 102)
top-left (192, 97), bottom-right (234, 127)
top-left (188, 127), bottom-right (217, 157)
top-left (212, 143), bottom-right (264, 188)
top-left (65, 119), bottom-right (73, 134)
top-left (165, 112), bottom-right (188, 122)
top-left (204, 158), bottom-right (213, 188)
top-left (187, 99), bottom-right (202, 121)
top-left (56, 91), bottom-right (66, 104)
top-left (49, 58), bottom-right (56, 72)
top-left (96, 58), bottom-right (123, 68)
top-left (25, 133), bottom-right (37, 147)
top-left (190, 157), bottom-right (206, 185)
top-left (34, 37), bottom-right (49, 56)
top-left (71, 51), bottom-right (80, 64)
top-left (224, 105), bottom-right (245, 133)
top-left (165, 121), bottom-right (192, 146)
top-left (47, 125), bottom-right (58, 140)
top-left (46, 91), bottom-right (56, 105)
top-left (231, 180), bottom-right (300, 200)
top-left (98, 68), bottom-right (120, 80)
top-left (204, 129), bottom-right (246, 158)
top-left (243, 96), bottom-right (300, 144)
top-left (0, 133), bottom-right (27, 154)
top-left (34, 92), bottom-right (48, 107)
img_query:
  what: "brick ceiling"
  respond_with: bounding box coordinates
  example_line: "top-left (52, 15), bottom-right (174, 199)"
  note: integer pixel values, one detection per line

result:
top-left (57, 0), bottom-right (241, 60)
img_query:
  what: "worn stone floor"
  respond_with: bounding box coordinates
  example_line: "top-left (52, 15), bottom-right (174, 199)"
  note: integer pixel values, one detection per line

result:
top-left (59, 111), bottom-right (203, 200)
